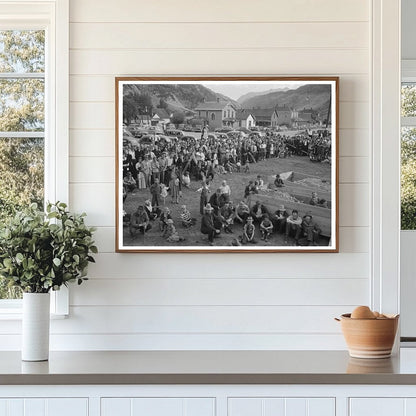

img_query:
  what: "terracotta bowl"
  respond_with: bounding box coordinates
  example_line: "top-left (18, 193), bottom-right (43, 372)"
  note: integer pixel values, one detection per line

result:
top-left (337, 313), bottom-right (399, 359)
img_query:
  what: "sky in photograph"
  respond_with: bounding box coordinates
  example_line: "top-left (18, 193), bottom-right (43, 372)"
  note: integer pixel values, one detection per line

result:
top-left (202, 83), bottom-right (306, 101)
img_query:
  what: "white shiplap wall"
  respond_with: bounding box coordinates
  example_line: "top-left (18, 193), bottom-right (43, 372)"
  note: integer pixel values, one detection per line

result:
top-left (52, 0), bottom-right (371, 350)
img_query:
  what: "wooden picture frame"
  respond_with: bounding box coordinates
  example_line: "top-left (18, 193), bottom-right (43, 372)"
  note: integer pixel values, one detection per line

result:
top-left (116, 77), bottom-right (339, 253)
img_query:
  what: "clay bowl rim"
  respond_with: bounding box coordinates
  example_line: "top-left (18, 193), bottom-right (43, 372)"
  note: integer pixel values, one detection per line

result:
top-left (340, 313), bottom-right (400, 321)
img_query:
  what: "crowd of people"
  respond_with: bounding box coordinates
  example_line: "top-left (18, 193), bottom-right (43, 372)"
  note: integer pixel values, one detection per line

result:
top-left (123, 126), bottom-right (330, 246)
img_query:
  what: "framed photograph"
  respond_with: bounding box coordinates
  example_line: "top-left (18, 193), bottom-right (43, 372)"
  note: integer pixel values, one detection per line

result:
top-left (116, 77), bottom-right (338, 253)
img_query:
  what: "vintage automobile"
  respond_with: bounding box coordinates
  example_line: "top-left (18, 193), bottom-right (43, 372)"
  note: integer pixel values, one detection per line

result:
top-left (166, 129), bottom-right (184, 137)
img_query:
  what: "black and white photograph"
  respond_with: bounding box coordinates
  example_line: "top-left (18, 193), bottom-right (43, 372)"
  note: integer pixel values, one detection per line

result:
top-left (116, 77), bottom-right (338, 252)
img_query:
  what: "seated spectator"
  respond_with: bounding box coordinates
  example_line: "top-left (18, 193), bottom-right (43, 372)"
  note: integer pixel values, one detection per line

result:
top-left (234, 200), bottom-right (250, 224)
top-left (260, 214), bottom-right (273, 242)
top-left (309, 191), bottom-right (328, 208)
top-left (201, 203), bottom-right (221, 245)
top-left (272, 204), bottom-right (288, 233)
top-left (144, 199), bottom-right (159, 221)
top-left (301, 214), bottom-right (321, 246)
top-left (165, 219), bottom-right (185, 243)
top-left (180, 205), bottom-right (196, 228)
top-left (159, 207), bottom-right (172, 234)
top-left (209, 188), bottom-right (225, 214)
top-left (123, 171), bottom-right (136, 192)
top-left (285, 209), bottom-right (302, 245)
top-left (220, 201), bottom-right (235, 233)
top-left (250, 200), bottom-right (270, 223)
top-left (129, 205), bottom-right (151, 238)
top-left (274, 174), bottom-right (284, 188)
top-left (242, 216), bottom-right (256, 244)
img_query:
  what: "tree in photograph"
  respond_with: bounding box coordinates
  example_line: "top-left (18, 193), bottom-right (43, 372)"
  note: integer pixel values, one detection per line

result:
top-left (171, 111), bottom-right (185, 127)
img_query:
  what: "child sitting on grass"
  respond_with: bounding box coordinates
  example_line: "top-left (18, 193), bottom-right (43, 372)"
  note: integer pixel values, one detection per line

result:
top-left (260, 214), bottom-right (273, 242)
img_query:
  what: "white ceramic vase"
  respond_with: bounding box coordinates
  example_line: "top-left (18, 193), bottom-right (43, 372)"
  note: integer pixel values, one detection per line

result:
top-left (22, 292), bottom-right (50, 361)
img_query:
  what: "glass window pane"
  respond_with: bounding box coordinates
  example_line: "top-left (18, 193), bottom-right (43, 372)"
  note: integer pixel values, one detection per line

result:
top-left (0, 137), bottom-right (44, 218)
top-left (0, 78), bottom-right (44, 131)
top-left (0, 30), bottom-right (45, 73)
top-left (0, 137), bottom-right (43, 299)
top-left (401, 127), bottom-right (416, 230)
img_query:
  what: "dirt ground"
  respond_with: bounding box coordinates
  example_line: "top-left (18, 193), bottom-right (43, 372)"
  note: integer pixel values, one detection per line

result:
top-left (122, 155), bottom-right (331, 247)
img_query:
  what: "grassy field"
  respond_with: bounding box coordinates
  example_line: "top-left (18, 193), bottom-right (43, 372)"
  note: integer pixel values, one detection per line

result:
top-left (123, 155), bottom-right (331, 247)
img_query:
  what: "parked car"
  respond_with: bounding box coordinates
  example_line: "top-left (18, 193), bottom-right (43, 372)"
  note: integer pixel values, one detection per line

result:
top-left (166, 129), bottom-right (184, 137)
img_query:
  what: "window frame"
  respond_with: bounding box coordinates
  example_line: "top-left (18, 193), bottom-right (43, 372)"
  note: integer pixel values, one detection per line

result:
top-left (0, 0), bottom-right (69, 317)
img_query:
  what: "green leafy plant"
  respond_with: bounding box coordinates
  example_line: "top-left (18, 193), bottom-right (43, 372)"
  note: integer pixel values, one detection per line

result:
top-left (0, 202), bottom-right (97, 293)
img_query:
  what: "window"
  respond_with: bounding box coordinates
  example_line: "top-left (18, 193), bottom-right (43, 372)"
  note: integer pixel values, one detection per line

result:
top-left (211, 112), bottom-right (215, 121)
top-left (0, 30), bottom-right (45, 301)
top-left (401, 80), bottom-right (416, 230)
top-left (0, 0), bottom-right (69, 314)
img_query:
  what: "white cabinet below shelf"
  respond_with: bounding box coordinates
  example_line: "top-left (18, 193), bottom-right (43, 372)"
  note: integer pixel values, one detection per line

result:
top-left (101, 397), bottom-right (215, 416)
top-left (0, 398), bottom-right (88, 416)
top-left (349, 398), bottom-right (416, 416)
top-left (228, 397), bottom-right (335, 416)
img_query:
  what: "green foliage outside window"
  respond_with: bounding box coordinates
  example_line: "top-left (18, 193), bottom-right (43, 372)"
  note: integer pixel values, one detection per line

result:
top-left (401, 84), bottom-right (416, 230)
top-left (0, 30), bottom-right (45, 299)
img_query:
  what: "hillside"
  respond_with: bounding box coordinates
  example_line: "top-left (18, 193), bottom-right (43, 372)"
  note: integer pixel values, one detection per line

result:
top-left (239, 84), bottom-right (331, 113)
top-left (237, 87), bottom-right (290, 104)
top-left (123, 83), bottom-right (235, 114)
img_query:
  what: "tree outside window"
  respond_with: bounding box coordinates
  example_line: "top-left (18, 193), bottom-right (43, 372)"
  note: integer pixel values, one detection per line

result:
top-left (0, 30), bottom-right (45, 299)
top-left (401, 83), bottom-right (416, 230)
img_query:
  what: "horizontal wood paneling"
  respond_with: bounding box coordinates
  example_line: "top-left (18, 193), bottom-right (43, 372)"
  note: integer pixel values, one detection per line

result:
top-left (69, 157), bottom-right (114, 183)
top-left (69, 74), bottom-right (369, 103)
top-left (70, 278), bottom-right (368, 306)
top-left (91, 226), bottom-right (369, 254)
top-left (69, 102), bottom-right (368, 130)
top-left (69, 0), bottom-right (369, 23)
top-left (85, 253), bottom-right (369, 279)
top-left (70, 22), bottom-right (368, 50)
top-left (69, 129), bottom-right (114, 157)
top-left (339, 157), bottom-right (369, 183)
top-left (70, 49), bottom-right (368, 76)
top-left (338, 129), bottom-right (369, 157)
top-left (55, 305), bottom-right (352, 334)
top-left (339, 184), bottom-right (369, 227)
top-left (69, 183), bottom-right (114, 226)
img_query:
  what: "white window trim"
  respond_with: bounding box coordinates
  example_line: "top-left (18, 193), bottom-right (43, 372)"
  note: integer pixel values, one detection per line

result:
top-left (0, 0), bottom-right (69, 317)
top-left (371, 0), bottom-right (401, 322)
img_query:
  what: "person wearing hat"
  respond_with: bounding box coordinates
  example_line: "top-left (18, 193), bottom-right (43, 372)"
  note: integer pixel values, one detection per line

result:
top-left (274, 173), bottom-right (284, 188)
top-left (272, 204), bottom-right (288, 233)
top-left (201, 203), bottom-right (221, 245)
top-left (301, 213), bottom-right (321, 246)
top-left (129, 205), bottom-right (152, 238)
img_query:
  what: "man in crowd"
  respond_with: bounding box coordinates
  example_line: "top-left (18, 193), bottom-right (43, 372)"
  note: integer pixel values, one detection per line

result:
top-left (272, 204), bottom-right (288, 233)
top-left (200, 203), bottom-right (221, 245)
top-left (285, 209), bottom-right (302, 245)
top-left (250, 200), bottom-right (270, 223)
top-left (301, 214), bottom-right (321, 246)
top-left (129, 205), bottom-right (152, 238)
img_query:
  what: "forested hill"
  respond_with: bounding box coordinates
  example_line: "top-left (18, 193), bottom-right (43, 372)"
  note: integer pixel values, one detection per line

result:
top-left (238, 84), bottom-right (331, 113)
top-left (123, 84), bottom-right (234, 113)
